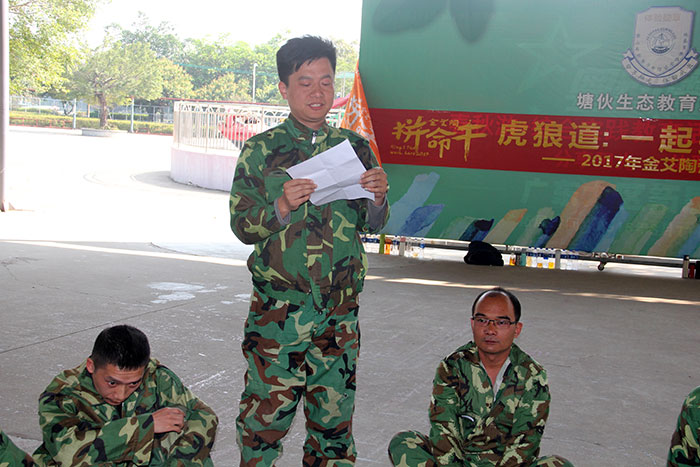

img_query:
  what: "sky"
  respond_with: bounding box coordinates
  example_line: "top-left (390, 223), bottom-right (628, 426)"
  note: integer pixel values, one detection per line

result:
top-left (86, 0), bottom-right (363, 46)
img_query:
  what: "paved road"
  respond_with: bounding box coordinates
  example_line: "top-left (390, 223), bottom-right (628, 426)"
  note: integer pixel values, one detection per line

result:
top-left (1, 127), bottom-right (698, 466)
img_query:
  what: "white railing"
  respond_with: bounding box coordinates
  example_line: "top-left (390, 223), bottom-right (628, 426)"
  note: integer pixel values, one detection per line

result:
top-left (173, 101), bottom-right (345, 153)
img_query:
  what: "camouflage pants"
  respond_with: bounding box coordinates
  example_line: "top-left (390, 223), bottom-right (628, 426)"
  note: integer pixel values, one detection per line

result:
top-left (388, 431), bottom-right (574, 467)
top-left (236, 288), bottom-right (360, 466)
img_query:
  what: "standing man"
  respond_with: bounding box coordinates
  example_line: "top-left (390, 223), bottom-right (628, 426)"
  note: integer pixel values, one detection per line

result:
top-left (33, 324), bottom-right (218, 466)
top-left (388, 288), bottom-right (572, 466)
top-left (229, 35), bottom-right (389, 466)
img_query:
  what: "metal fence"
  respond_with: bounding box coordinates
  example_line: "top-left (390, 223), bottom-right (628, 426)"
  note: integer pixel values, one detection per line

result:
top-left (173, 101), bottom-right (345, 152)
top-left (10, 95), bottom-right (173, 123)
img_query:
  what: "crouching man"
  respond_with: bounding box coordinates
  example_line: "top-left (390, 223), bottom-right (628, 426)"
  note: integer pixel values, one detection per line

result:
top-left (388, 288), bottom-right (572, 467)
top-left (33, 324), bottom-right (218, 466)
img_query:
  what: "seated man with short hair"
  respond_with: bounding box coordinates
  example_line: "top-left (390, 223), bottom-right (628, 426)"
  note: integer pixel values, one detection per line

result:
top-left (668, 385), bottom-right (700, 466)
top-left (33, 324), bottom-right (218, 466)
top-left (388, 287), bottom-right (572, 467)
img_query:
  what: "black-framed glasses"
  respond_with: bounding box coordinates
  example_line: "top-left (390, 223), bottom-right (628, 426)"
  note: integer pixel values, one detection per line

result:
top-left (472, 317), bottom-right (517, 329)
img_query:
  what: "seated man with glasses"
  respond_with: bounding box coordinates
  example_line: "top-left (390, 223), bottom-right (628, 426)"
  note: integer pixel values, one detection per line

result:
top-left (388, 287), bottom-right (572, 466)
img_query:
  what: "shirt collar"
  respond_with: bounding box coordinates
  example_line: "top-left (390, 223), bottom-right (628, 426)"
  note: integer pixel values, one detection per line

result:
top-left (76, 361), bottom-right (106, 406)
top-left (285, 114), bottom-right (330, 143)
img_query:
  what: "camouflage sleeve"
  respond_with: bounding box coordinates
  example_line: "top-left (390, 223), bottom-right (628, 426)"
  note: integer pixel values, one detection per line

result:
top-left (0, 430), bottom-right (35, 467)
top-left (153, 367), bottom-right (219, 464)
top-left (668, 386), bottom-right (700, 467)
top-left (229, 139), bottom-right (286, 245)
top-left (37, 394), bottom-right (156, 466)
top-left (428, 359), bottom-right (466, 466)
top-left (497, 366), bottom-right (550, 467)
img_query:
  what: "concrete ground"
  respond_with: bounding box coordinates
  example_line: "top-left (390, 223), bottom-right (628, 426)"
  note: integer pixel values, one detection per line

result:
top-left (0, 127), bottom-right (698, 466)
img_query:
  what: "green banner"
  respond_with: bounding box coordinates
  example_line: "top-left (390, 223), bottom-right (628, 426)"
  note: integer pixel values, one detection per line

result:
top-left (361, 0), bottom-right (700, 257)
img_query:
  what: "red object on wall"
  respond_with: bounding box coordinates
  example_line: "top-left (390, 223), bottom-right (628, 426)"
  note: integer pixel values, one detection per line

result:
top-left (371, 107), bottom-right (700, 181)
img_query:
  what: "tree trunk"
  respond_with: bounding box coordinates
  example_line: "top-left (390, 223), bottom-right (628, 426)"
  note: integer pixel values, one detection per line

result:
top-left (98, 93), bottom-right (108, 129)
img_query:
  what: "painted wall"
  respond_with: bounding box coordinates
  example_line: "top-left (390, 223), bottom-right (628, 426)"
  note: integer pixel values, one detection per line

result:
top-left (361, 0), bottom-right (700, 257)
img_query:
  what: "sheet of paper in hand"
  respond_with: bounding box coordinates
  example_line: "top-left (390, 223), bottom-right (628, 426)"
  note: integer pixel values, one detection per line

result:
top-left (286, 139), bottom-right (374, 205)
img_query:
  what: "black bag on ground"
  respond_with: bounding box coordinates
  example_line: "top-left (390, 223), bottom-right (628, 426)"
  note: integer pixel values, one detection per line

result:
top-left (464, 241), bottom-right (503, 266)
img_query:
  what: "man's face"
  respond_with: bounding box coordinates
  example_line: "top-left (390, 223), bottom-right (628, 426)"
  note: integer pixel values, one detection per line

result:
top-left (470, 293), bottom-right (523, 359)
top-left (86, 358), bottom-right (145, 406)
top-left (278, 57), bottom-right (334, 131)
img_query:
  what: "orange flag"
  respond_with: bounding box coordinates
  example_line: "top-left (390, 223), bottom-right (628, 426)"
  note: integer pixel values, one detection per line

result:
top-left (341, 64), bottom-right (381, 165)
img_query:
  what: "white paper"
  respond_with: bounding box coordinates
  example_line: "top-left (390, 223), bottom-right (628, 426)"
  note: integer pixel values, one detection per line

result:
top-left (286, 139), bottom-right (374, 205)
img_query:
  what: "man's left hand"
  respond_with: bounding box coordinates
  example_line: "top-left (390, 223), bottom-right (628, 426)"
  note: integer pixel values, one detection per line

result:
top-left (360, 167), bottom-right (388, 206)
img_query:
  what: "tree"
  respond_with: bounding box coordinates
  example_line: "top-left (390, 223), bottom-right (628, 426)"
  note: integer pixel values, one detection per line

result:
top-left (104, 14), bottom-right (193, 105)
top-left (66, 40), bottom-right (163, 128)
top-left (159, 59), bottom-right (194, 100)
top-left (108, 12), bottom-right (186, 61)
top-left (8, 0), bottom-right (104, 95)
top-left (194, 73), bottom-right (250, 102)
top-left (180, 37), bottom-right (255, 90)
top-left (255, 82), bottom-right (284, 105)
top-left (331, 38), bottom-right (359, 97)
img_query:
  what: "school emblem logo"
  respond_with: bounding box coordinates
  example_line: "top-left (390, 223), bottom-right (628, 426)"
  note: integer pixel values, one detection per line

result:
top-left (622, 6), bottom-right (698, 86)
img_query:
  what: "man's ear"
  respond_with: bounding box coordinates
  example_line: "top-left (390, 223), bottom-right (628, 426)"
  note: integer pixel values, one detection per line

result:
top-left (86, 357), bottom-right (95, 375)
top-left (278, 81), bottom-right (288, 100)
top-left (514, 322), bottom-right (523, 338)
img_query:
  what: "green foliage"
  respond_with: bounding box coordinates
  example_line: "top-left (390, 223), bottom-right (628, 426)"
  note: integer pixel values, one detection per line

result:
top-left (8, 0), bottom-right (104, 95)
top-left (10, 5), bottom-right (359, 106)
top-left (66, 40), bottom-right (164, 127)
top-left (68, 41), bottom-right (163, 105)
top-left (331, 38), bottom-right (359, 95)
top-left (195, 73), bottom-right (251, 102)
top-left (109, 12), bottom-right (186, 61)
top-left (158, 59), bottom-right (194, 99)
top-left (110, 112), bottom-right (149, 121)
top-left (10, 111), bottom-right (173, 134)
top-left (256, 82), bottom-right (284, 105)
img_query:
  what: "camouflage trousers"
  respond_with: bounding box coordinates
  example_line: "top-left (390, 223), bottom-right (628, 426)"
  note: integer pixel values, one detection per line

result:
top-left (0, 430), bottom-right (34, 467)
top-left (388, 431), bottom-right (574, 467)
top-left (0, 429), bottom-right (215, 467)
top-left (236, 287), bottom-right (360, 466)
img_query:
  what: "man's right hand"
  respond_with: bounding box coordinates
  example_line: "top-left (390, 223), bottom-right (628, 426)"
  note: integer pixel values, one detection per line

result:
top-left (152, 407), bottom-right (186, 434)
top-left (278, 178), bottom-right (317, 218)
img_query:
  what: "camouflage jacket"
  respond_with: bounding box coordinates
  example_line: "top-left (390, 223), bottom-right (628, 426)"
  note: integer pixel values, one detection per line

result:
top-left (33, 358), bottom-right (218, 466)
top-left (429, 342), bottom-right (550, 466)
top-left (668, 385), bottom-right (700, 466)
top-left (0, 430), bottom-right (34, 467)
top-left (229, 115), bottom-right (389, 309)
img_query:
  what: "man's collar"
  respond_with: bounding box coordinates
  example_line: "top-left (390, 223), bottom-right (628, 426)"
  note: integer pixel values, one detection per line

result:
top-left (466, 341), bottom-right (520, 364)
top-left (285, 114), bottom-right (330, 141)
top-left (76, 361), bottom-right (105, 406)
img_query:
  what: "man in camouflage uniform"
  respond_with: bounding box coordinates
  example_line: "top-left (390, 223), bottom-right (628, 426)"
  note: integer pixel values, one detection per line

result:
top-left (229, 35), bottom-right (389, 466)
top-left (33, 324), bottom-right (218, 466)
top-left (388, 288), bottom-right (572, 467)
top-left (668, 385), bottom-right (700, 466)
top-left (0, 430), bottom-right (34, 467)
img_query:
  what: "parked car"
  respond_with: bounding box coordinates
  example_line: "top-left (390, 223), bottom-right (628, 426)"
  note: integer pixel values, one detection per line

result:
top-left (218, 114), bottom-right (260, 149)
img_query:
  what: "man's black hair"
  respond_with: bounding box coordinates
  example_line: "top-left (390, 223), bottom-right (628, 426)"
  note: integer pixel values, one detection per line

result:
top-left (276, 35), bottom-right (337, 85)
top-left (90, 324), bottom-right (150, 370)
top-left (471, 287), bottom-right (522, 322)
